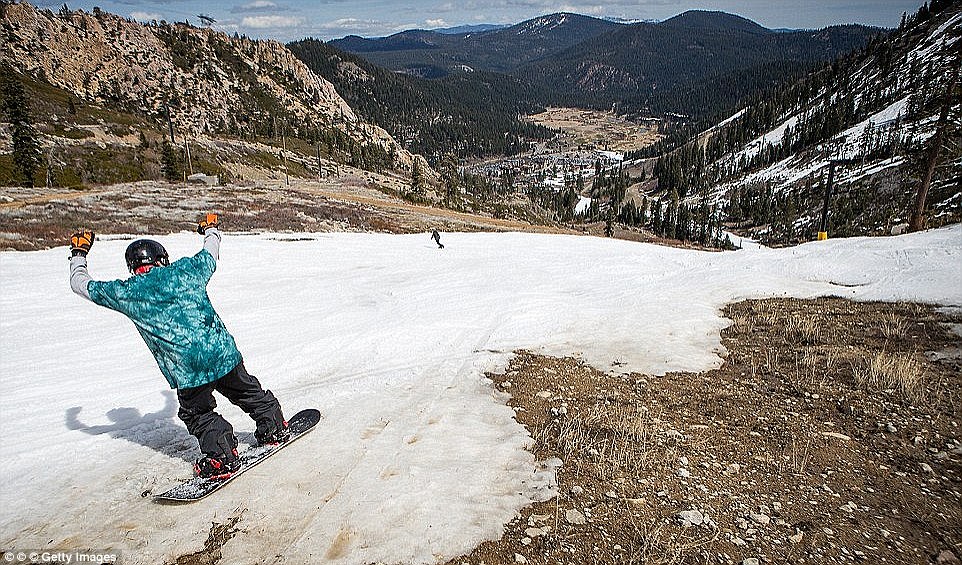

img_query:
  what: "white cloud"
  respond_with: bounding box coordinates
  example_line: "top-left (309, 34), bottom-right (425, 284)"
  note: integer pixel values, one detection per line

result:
top-left (233, 0), bottom-right (284, 13)
top-left (318, 18), bottom-right (390, 31)
top-left (241, 15), bottom-right (304, 28)
top-left (130, 11), bottom-right (162, 22)
top-left (426, 18), bottom-right (447, 27)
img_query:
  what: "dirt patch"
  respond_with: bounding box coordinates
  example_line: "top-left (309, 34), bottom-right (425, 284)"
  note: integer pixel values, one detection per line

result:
top-left (449, 297), bottom-right (962, 564)
top-left (525, 107), bottom-right (662, 152)
top-left (0, 180), bottom-right (576, 251)
top-left (169, 512), bottom-right (243, 565)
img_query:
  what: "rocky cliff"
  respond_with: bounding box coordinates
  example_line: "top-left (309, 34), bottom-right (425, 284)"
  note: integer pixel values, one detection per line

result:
top-left (0, 1), bottom-right (412, 165)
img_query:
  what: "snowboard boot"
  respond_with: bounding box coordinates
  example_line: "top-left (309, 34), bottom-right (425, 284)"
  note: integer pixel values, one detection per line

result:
top-left (194, 433), bottom-right (240, 479)
top-left (255, 418), bottom-right (290, 446)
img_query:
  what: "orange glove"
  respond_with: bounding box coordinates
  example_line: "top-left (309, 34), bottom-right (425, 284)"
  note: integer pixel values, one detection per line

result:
top-left (197, 213), bottom-right (219, 234)
top-left (70, 230), bottom-right (95, 257)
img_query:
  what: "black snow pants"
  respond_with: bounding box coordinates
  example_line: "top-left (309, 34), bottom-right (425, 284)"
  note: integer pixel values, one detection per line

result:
top-left (177, 362), bottom-right (285, 459)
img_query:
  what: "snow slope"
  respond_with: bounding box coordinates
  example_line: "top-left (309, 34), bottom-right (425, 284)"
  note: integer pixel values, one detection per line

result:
top-left (1, 227), bottom-right (961, 563)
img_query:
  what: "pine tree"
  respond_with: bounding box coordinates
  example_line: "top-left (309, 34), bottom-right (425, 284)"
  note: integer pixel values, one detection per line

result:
top-left (0, 64), bottom-right (42, 188)
top-left (410, 158), bottom-right (425, 196)
top-left (440, 153), bottom-right (460, 208)
top-left (160, 139), bottom-right (183, 181)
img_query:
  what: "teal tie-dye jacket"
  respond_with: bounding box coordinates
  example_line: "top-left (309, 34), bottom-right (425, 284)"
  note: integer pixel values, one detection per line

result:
top-left (70, 234), bottom-right (241, 390)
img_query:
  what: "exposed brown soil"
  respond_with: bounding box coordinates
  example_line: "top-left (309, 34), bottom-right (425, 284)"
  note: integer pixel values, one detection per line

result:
top-left (449, 297), bottom-right (962, 565)
top-left (0, 179), bottom-right (575, 251)
top-left (525, 107), bottom-right (662, 152)
top-left (170, 512), bottom-right (243, 565)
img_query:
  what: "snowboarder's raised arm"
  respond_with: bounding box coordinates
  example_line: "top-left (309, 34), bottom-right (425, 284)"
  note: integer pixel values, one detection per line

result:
top-left (68, 230), bottom-right (95, 301)
top-left (197, 213), bottom-right (221, 261)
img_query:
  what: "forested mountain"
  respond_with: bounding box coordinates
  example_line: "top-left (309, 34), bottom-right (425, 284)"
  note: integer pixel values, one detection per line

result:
top-left (334, 11), bottom-right (881, 120)
top-left (641, 1), bottom-right (961, 244)
top-left (515, 14), bottom-right (883, 119)
top-left (330, 13), bottom-right (620, 76)
top-left (288, 39), bottom-right (550, 162)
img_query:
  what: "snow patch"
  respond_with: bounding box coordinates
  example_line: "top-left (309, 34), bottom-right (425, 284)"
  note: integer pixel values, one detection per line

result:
top-left (1, 227), bottom-right (961, 563)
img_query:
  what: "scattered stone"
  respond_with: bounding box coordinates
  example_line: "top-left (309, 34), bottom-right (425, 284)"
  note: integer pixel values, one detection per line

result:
top-left (679, 456), bottom-right (690, 466)
top-left (742, 558), bottom-right (760, 565)
top-left (565, 509), bottom-right (587, 525)
top-left (732, 536), bottom-right (747, 547)
top-left (525, 527), bottom-right (544, 538)
top-left (570, 486), bottom-right (584, 497)
top-left (536, 390), bottom-right (552, 399)
top-left (604, 490), bottom-right (618, 499)
top-left (821, 431), bottom-right (852, 441)
top-left (885, 422), bottom-right (898, 433)
top-left (921, 463), bottom-right (934, 474)
top-left (677, 468), bottom-right (691, 478)
top-left (529, 514), bottom-right (551, 523)
top-left (514, 553), bottom-right (527, 564)
top-left (727, 463), bottom-right (741, 474)
top-left (750, 513), bottom-right (771, 526)
top-left (677, 510), bottom-right (705, 527)
top-left (937, 550), bottom-right (961, 564)
top-left (789, 531), bottom-right (804, 544)
top-left (840, 502), bottom-right (857, 513)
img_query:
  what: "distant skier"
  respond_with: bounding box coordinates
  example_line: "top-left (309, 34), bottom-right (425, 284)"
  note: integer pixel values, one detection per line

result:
top-left (431, 229), bottom-right (444, 249)
top-left (68, 214), bottom-right (289, 479)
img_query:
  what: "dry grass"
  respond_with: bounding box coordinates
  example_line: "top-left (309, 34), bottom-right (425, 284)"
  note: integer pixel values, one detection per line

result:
top-left (878, 311), bottom-right (909, 340)
top-left (783, 314), bottom-right (824, 345)
top-left (449, 297), bottom-right (962, 565)
top-left (853, 350), bottom-right (927, 402)
top-left (553, 405), bottom-right (662, 481)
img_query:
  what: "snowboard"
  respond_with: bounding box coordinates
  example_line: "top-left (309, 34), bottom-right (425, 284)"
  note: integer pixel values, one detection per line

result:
top-left (154, 408), bottom-right (321, 503)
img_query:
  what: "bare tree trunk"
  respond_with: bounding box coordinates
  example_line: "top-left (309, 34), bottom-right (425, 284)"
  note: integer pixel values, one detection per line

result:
top-left (910, 57), bottom-right (959, 232)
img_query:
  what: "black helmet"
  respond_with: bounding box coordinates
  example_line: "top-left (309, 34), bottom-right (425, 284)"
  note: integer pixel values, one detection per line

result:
top-left (125, 239), bottom-right (169, 273)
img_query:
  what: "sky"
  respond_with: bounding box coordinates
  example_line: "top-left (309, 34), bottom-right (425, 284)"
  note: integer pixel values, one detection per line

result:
top-left (39, 0), bottom-right (925, 41)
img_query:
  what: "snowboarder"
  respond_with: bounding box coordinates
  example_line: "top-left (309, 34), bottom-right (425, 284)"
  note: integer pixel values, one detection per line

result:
top-left (431, 229), bottom-right (444, 249)
top-left (68, 215), bottom-right (289, 479)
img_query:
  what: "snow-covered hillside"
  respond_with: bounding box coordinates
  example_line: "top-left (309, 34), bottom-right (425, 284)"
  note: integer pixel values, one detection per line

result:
top-left (1, 227), bottom-right (961, 563)
top-left (691, 7), bottom-right (962, 239)
top-left (723, 10), bottom-right (958, 192)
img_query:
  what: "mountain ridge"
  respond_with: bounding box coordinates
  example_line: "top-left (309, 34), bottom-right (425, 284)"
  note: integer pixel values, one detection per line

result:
top-left (332, 10), bottom-right (883, 119)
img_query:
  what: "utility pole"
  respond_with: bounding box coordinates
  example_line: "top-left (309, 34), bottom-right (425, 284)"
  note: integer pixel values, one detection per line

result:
top-left (282, 119), bottom-right (289, 186)
top-left (46, 148), bottom-right (53, 188)
top-left (184, 134), bottom-right (193, 176)
top-left (818, 160), bottom-right (836, 240)
top-left (818, 156), bottom-right (862, 240)
top-left (165, 103), bottom-right (175, 143)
